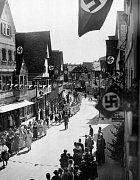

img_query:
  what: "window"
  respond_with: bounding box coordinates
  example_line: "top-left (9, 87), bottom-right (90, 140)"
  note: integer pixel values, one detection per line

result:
top-left (6, 76), bottom-right (12, 90)
top-left (7, 25), bottom-right (11, 36)
top-left (2, 23), bottom-right (6, 35)
top-left (2, 76), bottom-right (6, 90)
top-left (14, 51), bottom-right (16, 64)
top-left (0, 76), bottom-right (2, 91)
top-left (20, 76), bottom-right (23, 89)
top-left (2, 48), bottom-right (6, 62)
top-left (1, 23), bottom-right (11, 36)
top-left (24, 76), bottom-right (27, 85)
top-left (8, 50), bottom-right (12, 63)
top-left (0, 76), bottom-right (12, 91)
top-left (38, 80), bottom-right (43, 88)
top-left (20, 76), bottom-right (23, 84)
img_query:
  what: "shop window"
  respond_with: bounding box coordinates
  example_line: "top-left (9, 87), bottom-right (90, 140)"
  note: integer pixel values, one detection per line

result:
top-left (2, 76), bottom-right (6, 91)
top-left (19, 107), bottom-right (24, 118)
top-left (2, 48), bottom-right (6, 62)
top-left (6, 76), bottom-right (12, 90)
top-left (26, 105), bottom-right (34, 119)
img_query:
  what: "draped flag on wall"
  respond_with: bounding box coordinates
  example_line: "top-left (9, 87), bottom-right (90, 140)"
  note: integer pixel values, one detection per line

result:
top-left (106, 40), bottom-right (119, 73)
top-left (15, 33), bottom-right (25, 75)
top-left (78, 0), bottom-right (113, 37)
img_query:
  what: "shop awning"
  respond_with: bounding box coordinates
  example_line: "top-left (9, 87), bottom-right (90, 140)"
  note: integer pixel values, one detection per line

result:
top-left (0, 100), bottom-right (34, 113)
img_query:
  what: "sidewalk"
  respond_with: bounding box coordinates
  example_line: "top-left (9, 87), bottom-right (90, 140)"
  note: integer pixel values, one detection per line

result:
top-left (91, 115), bottom-right (125, 180)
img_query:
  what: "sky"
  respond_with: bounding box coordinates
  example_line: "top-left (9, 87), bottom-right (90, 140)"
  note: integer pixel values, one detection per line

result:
top-left (8, 0), bottom-right (124, 64)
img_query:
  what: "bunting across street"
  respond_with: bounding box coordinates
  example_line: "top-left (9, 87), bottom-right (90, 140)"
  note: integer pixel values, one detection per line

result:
top-left (78, 0), bottom-right (113, 37)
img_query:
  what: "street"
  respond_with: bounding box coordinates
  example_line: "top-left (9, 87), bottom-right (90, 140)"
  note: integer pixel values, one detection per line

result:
top-left (0, 96), bottom-right (124, 180)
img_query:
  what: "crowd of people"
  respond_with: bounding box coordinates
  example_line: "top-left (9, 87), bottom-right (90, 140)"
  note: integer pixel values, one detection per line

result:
top-left (45, 140), bottom-right (98, 180)
top-left (0, 92), bottom-right (107, 180)
top-left (0, 91), bottom-right (82, 168)
top-left (44, 125), bottom-right (106, 180)
top-left (0, 112), bottom-right (71, 168)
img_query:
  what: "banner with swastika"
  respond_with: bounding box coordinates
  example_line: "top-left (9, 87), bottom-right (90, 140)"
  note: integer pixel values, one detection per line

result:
top-left (78, 0), bottom-right (113, 36)
top-left (95, 91), bottom-right (121, 118)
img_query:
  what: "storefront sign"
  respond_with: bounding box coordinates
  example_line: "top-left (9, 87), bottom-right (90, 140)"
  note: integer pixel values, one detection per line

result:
top-left (112, 111), bottom-right (125, 122)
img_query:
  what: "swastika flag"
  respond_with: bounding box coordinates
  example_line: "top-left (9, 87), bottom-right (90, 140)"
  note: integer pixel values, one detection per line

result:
top-left (95, 84), bottom-right (122, 119)
top-left (106, 40), bottom-right (119, 72)
top-left (78, 0), bottom-right (113, 37)
top-left (95, 92), bottom-right (120, 118)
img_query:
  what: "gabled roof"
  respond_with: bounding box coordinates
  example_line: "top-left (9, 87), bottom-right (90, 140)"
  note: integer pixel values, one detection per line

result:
top-left (50, 50), bottom-right (63, 68)
top-left (16, 31), bottom-right (52, 80)
top-left (71, 65), bottom-right (88, 73)
top-left (93, 61), bottom-right (101, 71)
top-left (0, 0), bottom-right (16, 34)
top-left (82, 62), bottom-right (94, 71)
top-left (0, 0), bottom-right (6, 18)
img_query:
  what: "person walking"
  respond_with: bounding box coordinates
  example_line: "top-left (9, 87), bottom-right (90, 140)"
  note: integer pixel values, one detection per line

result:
top-left (96, 136), bottom-right (102, 166)
top-left (12, 132), bottom-right (20, 154)
top-left (89, 156), bottom-right (98, 180)
top-left (55, 114), bottom-right (59, 124)
top-left (100, 134), bottom-right (106, 164)
top-left (78, 139), bottom-right (84, 154)
top-left (59, 149), bottom-right (69, 169)
top-left (25, 129), bottom-right (32, 151)
top-left (46, 115), bottom-right (49, 127)
top-left (38, 121), bottom-right (43, 138)
top-left (89, 125), bottom-right (94, 137)
top-left (52, 170), bottom-right (61, 180)
top-left (97, 127), bottom-right (103, 139)
top-left (43, 120), bottom-right (47, 136)
top-left (84, 93), bottom-right (87, 99)
top-left (63, 113), bottom-right (69, 130)
top-left (84, 135), bottom-right (88, 149)
top-left (80, 160), bottom-right (88, 180)
top-left (46, 173), bottom-right (51, 180)
top-left (58, 112), bottom-right (62, 125)
top-left (33, 122), bottom-right (38, 140)
top-left (86, 135), bottom-right (94, 155)
top-left (0, 140), bottom-right (9, 167)
top-left (28, 121), bottom-right (33, 133)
